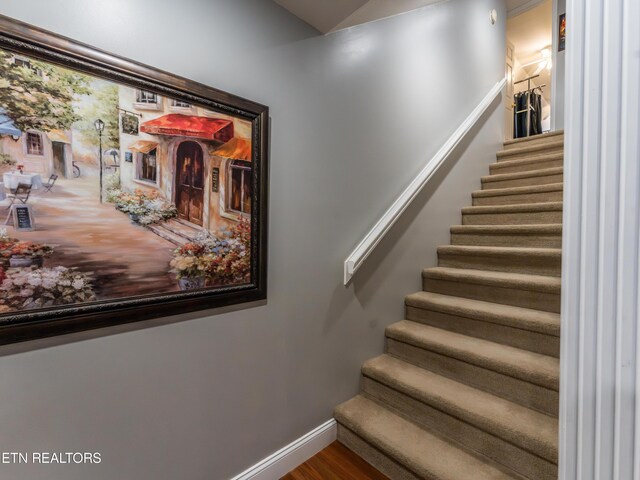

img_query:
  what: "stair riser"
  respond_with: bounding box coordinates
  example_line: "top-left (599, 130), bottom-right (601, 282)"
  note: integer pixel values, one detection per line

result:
top-left (387, 339), bottom-right (559, 416)
top-left (362, 378), bottom-right (558, 478)
top-left (437, 252), bottom-right (561, 277)
top-left (498, 146), bottom-right (564, 161)
top-left (503, 135), bottom-right (564, 150)
top-left (483, 173), bottom-right (563, 190)
top-left (451, 232), bottom-right (562, 248)
top-left (422, 276), bottom-right (561, 313)
top-left (406, 305), bottom-right (560, 357)
top-left (473, 189), bottom-right (563, 206)
top-left (490, 157), bottom-right (563, 174)
top-left (337, 425), bottom-right (422, 480)
top-left (463, 210), bottom-right (563, 225)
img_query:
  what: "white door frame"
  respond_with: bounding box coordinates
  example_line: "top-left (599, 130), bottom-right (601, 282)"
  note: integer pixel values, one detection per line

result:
top-left (559, 0), bottom-right (640, 478)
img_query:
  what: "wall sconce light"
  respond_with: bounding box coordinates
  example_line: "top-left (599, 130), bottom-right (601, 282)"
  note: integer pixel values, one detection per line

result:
top-left (490, 9), bottom-right (498, 25)
top-left (11, 135), bottom-right (20, 142)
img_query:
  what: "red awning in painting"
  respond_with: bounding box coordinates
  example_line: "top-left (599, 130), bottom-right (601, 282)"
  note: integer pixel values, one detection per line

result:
top-left (140, 114), bottom-right (234, 143)
top-left (212, 137), bottom-right (252, 161)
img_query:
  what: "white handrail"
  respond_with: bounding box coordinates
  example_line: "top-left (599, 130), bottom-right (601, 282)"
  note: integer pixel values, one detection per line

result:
top-left (343, 76), bottom-right (506, 285)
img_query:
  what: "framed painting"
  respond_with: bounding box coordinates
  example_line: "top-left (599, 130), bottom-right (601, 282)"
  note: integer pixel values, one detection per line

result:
top-left (0, 15), bottom-right (269, 344)
top-left (558, 13), bottom-right (566, 52)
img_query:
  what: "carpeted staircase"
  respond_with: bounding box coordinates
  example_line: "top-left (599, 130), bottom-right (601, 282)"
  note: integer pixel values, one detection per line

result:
top-left (335, 131), bottom-right (564, 480)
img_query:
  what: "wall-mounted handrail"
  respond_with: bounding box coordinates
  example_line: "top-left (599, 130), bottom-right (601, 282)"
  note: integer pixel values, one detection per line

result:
top-left (343, 76), bottom-right (507, 285)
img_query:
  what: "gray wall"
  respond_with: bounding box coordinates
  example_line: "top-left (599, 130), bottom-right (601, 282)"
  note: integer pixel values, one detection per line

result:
top-left (0, 0), bottom-right (505, 478)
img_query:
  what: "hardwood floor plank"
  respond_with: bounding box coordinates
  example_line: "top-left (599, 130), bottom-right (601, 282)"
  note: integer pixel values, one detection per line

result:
top-left (281, 441), bottom-right (390, 480)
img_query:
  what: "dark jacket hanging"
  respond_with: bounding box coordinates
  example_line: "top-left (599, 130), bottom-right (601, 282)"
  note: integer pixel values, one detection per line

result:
top-left (513, 91), bottom-right (543, 138)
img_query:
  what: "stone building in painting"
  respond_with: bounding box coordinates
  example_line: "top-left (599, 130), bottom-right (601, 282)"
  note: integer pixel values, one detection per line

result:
top-left (117, 86), bottom-right (253, 234)
top-left (0, 52), bottom-right (76, 179)
top-left (0, 111), bottom-right (74, 179)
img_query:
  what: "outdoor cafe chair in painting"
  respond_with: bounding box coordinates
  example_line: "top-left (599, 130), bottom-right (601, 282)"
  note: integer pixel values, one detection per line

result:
top-left (7, 183), bottom-right (32, 208)
top-left (42, 174), bottom-right (58, 193)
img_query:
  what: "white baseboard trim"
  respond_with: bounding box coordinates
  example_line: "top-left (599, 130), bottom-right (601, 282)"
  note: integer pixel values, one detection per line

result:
top-left (229, 419), bottom-right (337, 480)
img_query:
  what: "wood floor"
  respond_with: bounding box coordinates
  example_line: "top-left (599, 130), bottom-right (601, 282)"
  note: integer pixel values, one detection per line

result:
top-left (281, 442), bottom-right (389, 480)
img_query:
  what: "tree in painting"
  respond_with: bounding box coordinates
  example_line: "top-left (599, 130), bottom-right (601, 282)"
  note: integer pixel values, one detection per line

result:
top-left (0, 50), bottom-right (90, 132)
top-left (76, 82), bottom-right (120, 151)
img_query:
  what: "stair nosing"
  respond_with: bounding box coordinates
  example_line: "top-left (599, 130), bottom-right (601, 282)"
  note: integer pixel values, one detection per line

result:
top-left (503, 131), bottom-right (564, 147)
top-left (335, 395), bottom-right (521, 480)
top-left (422, 267), bottom-right (561, 293)
top-left (490, 152), bottom-right (564, 170)
top-left (482, 167), bottom-right (563, 183)
top-left (405, 291), bottom-right (560, 336)
top-left (385, 321), bottom-right (559, 391)
top-left (450, 224), bottom-right (562, 233)
top-left (362, 354), bottom-right (558, 463)
top-left (437, 245), bottom-right (561, 257)
top-left (462, 202), bottom-right (563, 214)
top-left (472, 183), bottom-right (563, 198)
top-left (497, 140), bottom-right (565, 158)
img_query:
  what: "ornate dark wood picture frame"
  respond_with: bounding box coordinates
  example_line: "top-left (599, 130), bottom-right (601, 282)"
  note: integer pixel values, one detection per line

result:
top-left (0, 15), bottom-right (269, 345)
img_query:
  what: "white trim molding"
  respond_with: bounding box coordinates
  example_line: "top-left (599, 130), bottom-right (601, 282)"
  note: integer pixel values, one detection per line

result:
top-left (343, 76), bottom-right (506, 285)
top-left (559, 0), bottom-right (640, 478)
top-left (229, 419), bottom-right (337, 480)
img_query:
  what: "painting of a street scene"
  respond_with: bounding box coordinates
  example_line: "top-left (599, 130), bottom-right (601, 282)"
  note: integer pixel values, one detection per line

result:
top-left (0, 48), bottom-right (253, 314)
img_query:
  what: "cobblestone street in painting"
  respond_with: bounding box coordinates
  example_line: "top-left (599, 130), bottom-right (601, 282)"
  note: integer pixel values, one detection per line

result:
top-left (4, 174), bottom-right (178, 300)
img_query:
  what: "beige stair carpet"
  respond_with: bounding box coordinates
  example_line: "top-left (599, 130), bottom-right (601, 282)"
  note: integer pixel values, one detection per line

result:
top-left (335, 131), bottom-right (564, 480)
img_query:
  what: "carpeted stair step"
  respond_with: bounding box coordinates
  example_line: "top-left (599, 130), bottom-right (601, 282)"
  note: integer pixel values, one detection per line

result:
top-left (437, 245), bottom-right (561, 277)
top-left (462, 202), bottom-right (563, 225)
top-left (422, 267), bottom-right (561, 313)
top-left (361, 355), bottom-right (558, 479)
top-left (472, 183), bottom-right (563, 206)
top-left (450, 224), bottom-right (562, 248)
top-left (482, 167), bottom-right (563, 190)
top-left (503, 131), bottom-right (564, 150)
top-left (497, 140), bottom-right (564, 161)
top-left (489, 153), bottom-right (563, 175)
top-left (335, 395), bottom-right (520, 480)
top-left (385, 321), bottom-right (559, 415)
top-left (405, 291), bottom-right (560, 356)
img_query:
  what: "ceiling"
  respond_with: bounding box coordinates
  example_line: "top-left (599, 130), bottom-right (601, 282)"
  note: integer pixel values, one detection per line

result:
top-left (273, 0), bottom-right (549, 34)
top-left (506, 0), bottom-right (546, 18)
top-left (273, 0), bottom-right (446, 34)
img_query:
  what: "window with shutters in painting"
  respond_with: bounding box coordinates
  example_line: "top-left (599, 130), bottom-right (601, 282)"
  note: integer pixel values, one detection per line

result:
top-left (136, 149), bottom-right (158, 184)
top-left (134, 89), bottom-right (162, 110)
top-left (227, 160), bottom-right (251, 216)
top-left (26, 132), bottom-right (44, 156)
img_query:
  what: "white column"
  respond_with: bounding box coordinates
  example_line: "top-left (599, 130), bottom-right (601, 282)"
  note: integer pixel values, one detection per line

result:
top-left (560, 0), bottom-right (640, 478)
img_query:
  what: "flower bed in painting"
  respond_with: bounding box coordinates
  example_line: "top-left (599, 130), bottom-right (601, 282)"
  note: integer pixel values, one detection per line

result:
top-left (170, 219), bottom-right (251, 288)
top-left (0, 229), bottom-right (53, 268)
top-left (0, 266), bottom-right (96, 310)
top-left (0, 229), bottom-right (95, 312)
top-left (109, 188), bottom-right (177, 226)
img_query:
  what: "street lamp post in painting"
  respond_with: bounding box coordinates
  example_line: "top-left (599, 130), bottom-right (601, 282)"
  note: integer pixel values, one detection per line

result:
top-left (94, 118), bottom-right (105, 203)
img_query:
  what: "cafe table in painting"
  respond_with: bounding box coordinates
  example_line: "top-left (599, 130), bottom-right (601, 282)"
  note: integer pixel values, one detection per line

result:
top-left (3, 172), bottom-right (43, 190)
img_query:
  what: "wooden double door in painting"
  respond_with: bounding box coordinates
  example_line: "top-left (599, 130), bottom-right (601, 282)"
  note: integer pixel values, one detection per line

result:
top-left (175, 141), bottom-right (204, 226)
top-left (52, 142), bottom-right (66, 177)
